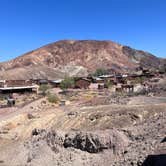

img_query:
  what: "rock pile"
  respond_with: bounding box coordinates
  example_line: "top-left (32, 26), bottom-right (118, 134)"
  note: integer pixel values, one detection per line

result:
top-left (64, 130), bottom-right (128, 153)
top-left (28, 129), bottom-right (128, 154)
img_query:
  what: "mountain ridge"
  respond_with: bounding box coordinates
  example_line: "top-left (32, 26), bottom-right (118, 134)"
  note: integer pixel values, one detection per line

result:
top-left (0, 40), bottom-right (164, 80)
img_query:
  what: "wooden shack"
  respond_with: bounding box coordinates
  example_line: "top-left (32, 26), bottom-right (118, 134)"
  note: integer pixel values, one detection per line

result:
top-left (38, 79), bottom-right (49, 85)
top-left (92, 77), bottom-right (104, 83)
top-left (98, 84), bottom-right (105, 90)
top-left (99, 74), bottom-right (114, 81)
top-left (121, 84), bottom-right (134, 93)
top-left (115, 84), bottom-right (134, 93)
top-left (49, 79), bottom-right (63, 87)
top-left (0, 85), bottom-right (38, 94)
top-left (0, 80), bottom-right (38, 94)
top-left (115, 75), bottom-right (126, 84)
top-left (5, 80), bottom-right (32, 87)
top-left (75, 78), bottom-right (91, 89)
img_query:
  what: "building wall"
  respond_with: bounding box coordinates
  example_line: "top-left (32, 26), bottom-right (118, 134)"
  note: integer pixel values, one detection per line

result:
top-left (0, 88), bottom-right (33, 94)
top-left (5, 80), bottom-right (32, 87)
top-left (75, 79), bottom-right (90, 89)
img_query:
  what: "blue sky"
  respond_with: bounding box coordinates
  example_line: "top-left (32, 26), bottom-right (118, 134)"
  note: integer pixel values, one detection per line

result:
top-left (0, 0), bottom-right (165, 61)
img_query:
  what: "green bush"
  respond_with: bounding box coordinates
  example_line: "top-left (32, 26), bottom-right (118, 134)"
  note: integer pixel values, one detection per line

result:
top-left (47, 93), bottom-right (59, 103)
top-left (0, 96), bottom-right (5, 101)
top-left (60, 76), bottom-right (75, 90)
top-left (105, 80), bottom-right (113, 88)
top-left (93, 68), bottom-right (108, 77)
top-left (39, 84), bottom-right (50, 96)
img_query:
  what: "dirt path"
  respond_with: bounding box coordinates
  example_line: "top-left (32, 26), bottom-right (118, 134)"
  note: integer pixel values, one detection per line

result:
top-left (0, 97), bottom-right (45, 122)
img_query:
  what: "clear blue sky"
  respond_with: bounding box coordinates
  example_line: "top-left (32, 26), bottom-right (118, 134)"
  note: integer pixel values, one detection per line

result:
top-left (0, 0), bottom-right (165, 61)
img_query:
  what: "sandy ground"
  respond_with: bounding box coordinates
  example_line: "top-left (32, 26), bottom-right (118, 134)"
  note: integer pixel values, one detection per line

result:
top-left (0, 88), bottom-right (166, 166)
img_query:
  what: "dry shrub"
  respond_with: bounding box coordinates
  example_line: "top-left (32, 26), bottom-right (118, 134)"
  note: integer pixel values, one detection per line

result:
top-left (47, 93), bottom-right (59, 103)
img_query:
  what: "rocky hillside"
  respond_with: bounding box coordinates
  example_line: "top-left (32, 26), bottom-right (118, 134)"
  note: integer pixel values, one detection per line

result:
top-left (0, 40), bottom-right (164, 79)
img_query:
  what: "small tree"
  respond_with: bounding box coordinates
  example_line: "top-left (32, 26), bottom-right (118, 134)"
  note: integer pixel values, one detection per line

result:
top-left (60, 76), bottom-right (75, 91)
top-left (105, 80), bottom-right (113, 88)
top-left (47, 93), bottom-right (59, 103)
top-left (93, 68), bottom-right (108, 77)
top-left (39, 84), bottom-right (49, 96)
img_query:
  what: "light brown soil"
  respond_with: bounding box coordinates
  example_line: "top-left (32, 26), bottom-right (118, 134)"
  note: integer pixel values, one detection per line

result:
top-left (0, 89), bottom-right (166, 166)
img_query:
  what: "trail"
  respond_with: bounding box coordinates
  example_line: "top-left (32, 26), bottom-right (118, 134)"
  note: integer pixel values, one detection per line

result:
top-left (0, 97), bottom-right (44, 122)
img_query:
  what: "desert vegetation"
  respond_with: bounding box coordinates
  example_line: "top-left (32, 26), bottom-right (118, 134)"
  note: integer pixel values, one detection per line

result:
top-left (47, 93), bottom-right (59, 103)
top-left (60, 76), bottom-right (75, 90)
top-left (39, 84), bottom-right (50, 96)
top-left (93, 68), bottom-right (109, 76)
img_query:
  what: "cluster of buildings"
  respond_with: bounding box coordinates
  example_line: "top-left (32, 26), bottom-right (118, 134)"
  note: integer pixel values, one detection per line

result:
top-left (0, 67), bottom-right (159, 94)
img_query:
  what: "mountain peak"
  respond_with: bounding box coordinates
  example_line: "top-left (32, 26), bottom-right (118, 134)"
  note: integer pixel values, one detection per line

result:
top-left (0, 40), bottom-right (163, 80)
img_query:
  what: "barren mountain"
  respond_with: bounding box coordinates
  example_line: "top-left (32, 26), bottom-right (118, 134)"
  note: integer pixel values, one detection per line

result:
top-left (0, 40), bottom-right (163, 79)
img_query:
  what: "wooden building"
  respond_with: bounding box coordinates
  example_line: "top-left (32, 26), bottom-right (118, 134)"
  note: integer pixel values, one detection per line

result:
top-left (92, 77), bottom-right (105, 83)
top-left (0, 80), bottom-right (38, 94)
top-left (99, 74), bottom-right (114, 80)
top-left (121, 84), bottom-right (134, 93)
top-left (49, 79), bottom-right (63, 87)
top-left (5, 80), bottom-right (32, 87)
top-left (75, 78), bottom-right (91, 89)
top-left (38, 79), bottom-right (49, 85)
top-left (115, 84), bottom-right (134, 93)
top-left (115, 75), bottom-right (126, 84)
top-left (98, 83), bottom-right (105, 90)
top-left (0, 85), bottom-right (38, 94)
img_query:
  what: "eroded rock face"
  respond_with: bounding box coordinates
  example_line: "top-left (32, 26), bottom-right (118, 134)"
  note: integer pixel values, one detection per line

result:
top-left (30, 128), bottom-right (64, 149)
top-left (64, 131), bottom-right (105, 153)
top-left (28, 129), bottom-right (128, 154)
top-left (63, 130), bottom-right (128, 153)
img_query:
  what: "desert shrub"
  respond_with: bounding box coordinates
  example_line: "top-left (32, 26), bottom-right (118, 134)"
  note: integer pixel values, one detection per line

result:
top-left (39, 84), bottom-right (50, 96)
top-left (60, 76), bottom-right (75, 91)
top-left (133, 76), bottom-right (146, 84)
top-left (47, 93), bottom-right (59, 103)
top-left (0, 96), bottom-right (5, 101)
top-left (93, 68), bottom-right (108, 77)
top-left (105, 80), bottom-right (113, 88)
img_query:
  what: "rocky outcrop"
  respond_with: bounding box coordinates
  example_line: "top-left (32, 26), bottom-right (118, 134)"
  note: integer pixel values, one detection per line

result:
top-left (122, 46), bottom-right (161, 68)
top-left (29, 129), bottom-right (128, 154)
top-left (63, 130), bottom-right (128, 153)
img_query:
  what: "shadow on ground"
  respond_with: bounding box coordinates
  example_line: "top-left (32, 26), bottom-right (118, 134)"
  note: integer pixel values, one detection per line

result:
top-left (142, 154), bottom-right (166, 166)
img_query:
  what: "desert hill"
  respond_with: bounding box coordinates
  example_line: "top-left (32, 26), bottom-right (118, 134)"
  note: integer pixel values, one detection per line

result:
top-left (0, 40), bottom-right (163, 80)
